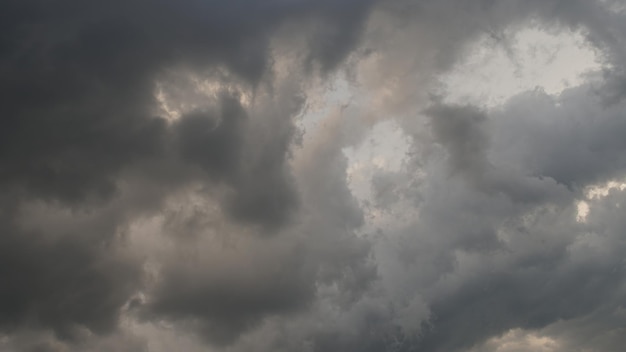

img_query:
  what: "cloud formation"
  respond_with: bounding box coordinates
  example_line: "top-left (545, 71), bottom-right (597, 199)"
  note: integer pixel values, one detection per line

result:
top-left (1, 0), bottom-right (625, 351)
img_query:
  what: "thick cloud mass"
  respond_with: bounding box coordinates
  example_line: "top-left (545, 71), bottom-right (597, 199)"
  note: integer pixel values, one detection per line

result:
top-left (1, 0), bottom-right (626, 351)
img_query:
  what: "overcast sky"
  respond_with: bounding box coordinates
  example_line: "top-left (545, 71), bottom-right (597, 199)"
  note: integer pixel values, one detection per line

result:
top-left (2, 1), bottom-right (626, 351)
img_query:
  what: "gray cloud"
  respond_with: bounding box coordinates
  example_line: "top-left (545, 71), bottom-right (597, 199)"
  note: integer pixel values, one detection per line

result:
top-left (492, 87), bottom-right (626, 188)
top-left (0, 0), bottom-right (377, 345)
top-left (2, 0), bottom-right (626, 351)
top-left (0, 196), bottom-right (140, 341)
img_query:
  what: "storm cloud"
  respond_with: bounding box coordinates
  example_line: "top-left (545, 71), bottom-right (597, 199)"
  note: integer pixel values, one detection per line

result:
top-left (1, 0), bottom-right (625, 351)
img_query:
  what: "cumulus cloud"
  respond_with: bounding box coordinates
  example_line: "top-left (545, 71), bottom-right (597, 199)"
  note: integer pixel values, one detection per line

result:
top-left (1, 0), bottom-right (626, 351)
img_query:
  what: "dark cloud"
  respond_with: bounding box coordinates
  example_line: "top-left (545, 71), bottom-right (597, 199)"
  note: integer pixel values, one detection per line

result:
top-left (0, 329), bottom-right (148, 352)
top-left (0, 0), bottom-right (375, 203)
top-left (0, 198), bottom-right (140, 341)
top-left (0, 0), bottom-right (377, 346)
top-left (427, 103), bottom-right (490, 178)
top-left (144, 246), bottom-right (314, 346)
top-left (355, 82), bottom-right (626, 352)
top-left (172, 93), bottom-right (299, 228)
top-left (491, 86), bottom-right (626, 188)
top-left (427, 103), bottom-right (571, 205)
top-left (135, 109), bottom-right (376, 346)
top-left (2, 0), bottom-right (626, 351)
top-left (413, 186), bottom-right (626, 352)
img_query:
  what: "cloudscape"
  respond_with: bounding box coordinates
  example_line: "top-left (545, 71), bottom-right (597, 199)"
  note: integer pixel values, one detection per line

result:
top-left (1, 0), bottom-right (626, 351)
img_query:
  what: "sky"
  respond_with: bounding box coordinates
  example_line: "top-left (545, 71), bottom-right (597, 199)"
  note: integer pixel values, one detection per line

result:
top-left (1, 1), bottom-right (626, 351)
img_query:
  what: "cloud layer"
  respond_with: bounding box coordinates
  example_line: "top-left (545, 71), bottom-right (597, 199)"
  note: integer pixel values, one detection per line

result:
top-left (1, 0), bottom-right (625, 351)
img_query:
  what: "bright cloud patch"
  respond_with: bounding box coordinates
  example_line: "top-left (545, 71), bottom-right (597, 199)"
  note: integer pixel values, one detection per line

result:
top-left (470, 329), bottom-right (561, 352)
top-left (441, 26), bottom-right (603, 107)
top-left (344, 120), bottom-right (411, 202)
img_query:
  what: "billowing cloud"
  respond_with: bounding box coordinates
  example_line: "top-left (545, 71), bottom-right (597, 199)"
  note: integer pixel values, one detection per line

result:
top-left (1, 0), bottom-right (626, 351)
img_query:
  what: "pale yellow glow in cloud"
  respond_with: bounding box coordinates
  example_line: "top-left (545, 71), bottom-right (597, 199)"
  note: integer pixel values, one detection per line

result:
top-left (577, 179), bottom-right (626, 222)
top-left (470, 328), bottom-right (561, 352)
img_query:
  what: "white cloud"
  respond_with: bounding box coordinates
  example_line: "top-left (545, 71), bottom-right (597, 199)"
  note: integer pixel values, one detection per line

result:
top-left (440, 26), bottom-right (603, 108)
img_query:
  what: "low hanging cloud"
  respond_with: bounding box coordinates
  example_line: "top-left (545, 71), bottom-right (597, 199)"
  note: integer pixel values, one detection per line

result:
top-left (1, 0), bottom-right (626, 351)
